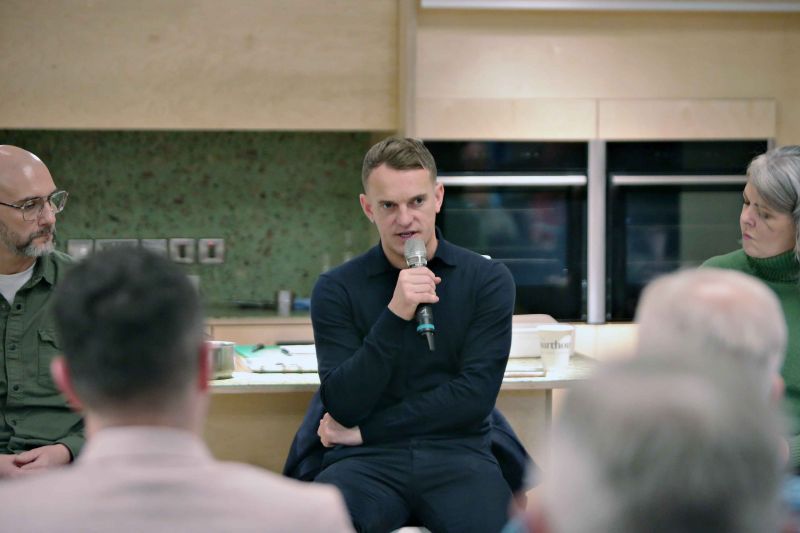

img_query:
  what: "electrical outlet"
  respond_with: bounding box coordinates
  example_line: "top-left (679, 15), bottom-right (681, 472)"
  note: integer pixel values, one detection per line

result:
top-left (95, 239), bottom-right (139, 251)
top-left (169, 238), bottom-right (195, 264)
top-left (198, 238), bottom-right (225, 264)
top-left (141, 238), bottom-right (169, 256)
top-left (66, 239), bottom-right (93, 260)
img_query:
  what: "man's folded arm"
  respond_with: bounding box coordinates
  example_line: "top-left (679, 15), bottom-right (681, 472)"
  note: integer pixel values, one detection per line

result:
top-left (360, 262), bottom-right (514, 443)
top-left (312, 274), bottom-right (404, 427)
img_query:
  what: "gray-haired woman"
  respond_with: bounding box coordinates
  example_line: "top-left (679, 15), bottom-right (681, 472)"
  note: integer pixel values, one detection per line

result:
top-left (703, 145), bottom-right (800, 468)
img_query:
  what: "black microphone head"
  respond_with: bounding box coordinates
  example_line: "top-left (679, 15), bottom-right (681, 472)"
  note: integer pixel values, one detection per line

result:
top-left (404, 238), bottom-right (427, 268)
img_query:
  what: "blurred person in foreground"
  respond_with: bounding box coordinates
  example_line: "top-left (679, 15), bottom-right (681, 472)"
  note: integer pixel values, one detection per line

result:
top-left (0, 247), bottom-right (353, 532)
top-left (516, 358), bottom-right (786, 533)
top-left (702, 145), bottom-right (800, 468)
top-left (636, 268), bottom-right (786, 404)
top-left (0, 145), bottom-right (82, 477)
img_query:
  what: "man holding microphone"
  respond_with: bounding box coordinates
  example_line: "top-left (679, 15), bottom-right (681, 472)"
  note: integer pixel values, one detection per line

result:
top-left (312, 137), bottom-right (516, 532)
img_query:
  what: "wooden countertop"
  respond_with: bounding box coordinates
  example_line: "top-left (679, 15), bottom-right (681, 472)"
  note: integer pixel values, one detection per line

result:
top-left (207, 313), bottom-right (602, 394)
top-left (206, 311), bottom-right (556, 325)
top-left (210, 353), bottom-right (596, 394)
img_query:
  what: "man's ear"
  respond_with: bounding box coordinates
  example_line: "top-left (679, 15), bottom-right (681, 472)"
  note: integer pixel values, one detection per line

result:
top-left (50, 356), bottom-right (84, 411)
top-left (434, 182), bottom-right (444, 214)
top-left (359, 193), bottom-right (374, 223)
top-left (197, 341), bottom-right (211, 393)
top-left (771, 374), bottom-right (785, 406)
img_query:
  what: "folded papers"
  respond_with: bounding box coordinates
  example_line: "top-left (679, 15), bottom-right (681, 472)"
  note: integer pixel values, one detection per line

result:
top-left (504, 360), bottom-right (546, 377)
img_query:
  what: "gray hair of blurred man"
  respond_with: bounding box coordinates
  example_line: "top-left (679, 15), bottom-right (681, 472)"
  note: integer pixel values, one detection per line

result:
top-left (635, 268), bottom-right (786, 398)
top-left (542, 357), bottom-right (785, 533)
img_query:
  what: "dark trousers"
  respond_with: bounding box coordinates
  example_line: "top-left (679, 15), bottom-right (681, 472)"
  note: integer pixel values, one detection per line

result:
top-left (315, 437), bottom-right (512, 533)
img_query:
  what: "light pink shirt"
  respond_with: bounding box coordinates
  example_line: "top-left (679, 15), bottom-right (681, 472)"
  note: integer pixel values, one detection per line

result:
top-left (0, 426), bottom-right (353, 533)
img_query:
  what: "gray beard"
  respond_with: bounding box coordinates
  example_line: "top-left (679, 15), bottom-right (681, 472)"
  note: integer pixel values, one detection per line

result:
top-left (10, 229), bottom-right (56, 257)
top-left (0, 226), bottom-right (56, 258)
top-left (21, 238), bottom-right (54, 257)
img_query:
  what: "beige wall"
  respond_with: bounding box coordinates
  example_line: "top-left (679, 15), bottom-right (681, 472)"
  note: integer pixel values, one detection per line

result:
top-left (0, 0), bottom-right (398, 130)
top-left (414, 9), bottom-right (800, 142)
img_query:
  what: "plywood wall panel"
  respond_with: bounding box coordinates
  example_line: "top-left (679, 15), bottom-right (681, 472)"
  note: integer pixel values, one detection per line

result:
top-left (598, 98), bottom-right (776, 140)
top-left (0, 0), bottom-right (398, 130)
top-left (417, 10), bottom-right (787, 100)
top-left (415, 9), bottom-right (797, 141)
top-left (416, 97), bottom-right (596, 139)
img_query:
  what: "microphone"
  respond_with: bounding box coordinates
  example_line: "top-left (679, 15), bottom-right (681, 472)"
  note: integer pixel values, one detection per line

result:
top-left (404, 238), bottom-right (435, 351)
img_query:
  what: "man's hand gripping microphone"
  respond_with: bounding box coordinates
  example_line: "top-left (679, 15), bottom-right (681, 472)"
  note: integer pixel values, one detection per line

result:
top-left (404, 238), bottom-right (435, 351)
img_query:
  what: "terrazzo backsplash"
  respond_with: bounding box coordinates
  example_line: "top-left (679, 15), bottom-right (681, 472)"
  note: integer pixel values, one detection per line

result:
top-left (0, 130), bottom-right (376, 308)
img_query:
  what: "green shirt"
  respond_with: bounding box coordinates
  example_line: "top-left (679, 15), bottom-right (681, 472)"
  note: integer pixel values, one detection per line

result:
top-left (702, 249), bottom-right (800, 467)
top-left (0, 251), bottom-right (84, 457)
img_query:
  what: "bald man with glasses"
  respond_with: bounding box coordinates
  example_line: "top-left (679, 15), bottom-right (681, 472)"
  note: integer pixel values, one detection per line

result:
top-left (0, 145), bottom-right (82, 478)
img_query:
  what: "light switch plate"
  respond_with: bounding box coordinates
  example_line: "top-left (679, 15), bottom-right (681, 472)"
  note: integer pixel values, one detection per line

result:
top-left (198, 238), bottom-right (225, 264)
top-left (66, 239), bottom-right (94, 260)
top-left (95, 239), bottom-right (139, 251)
top-left (141, 238), bottom-right (169, 256)
top-left (169, 238), bottom-right (195, 264)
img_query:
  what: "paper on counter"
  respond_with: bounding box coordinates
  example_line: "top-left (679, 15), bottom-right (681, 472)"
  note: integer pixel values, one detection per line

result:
top-left (504, 359), bottom-right (546, 377)
top-left (234, 344), bottom-right (543, 376)
top-left (235, 344), bottom-right (318, 373)
top-left (279, 344), bottom-right (317, 356)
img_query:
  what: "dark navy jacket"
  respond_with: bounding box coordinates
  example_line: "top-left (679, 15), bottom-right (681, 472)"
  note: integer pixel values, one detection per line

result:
top-left (284, 234), bottom-right (536, 490)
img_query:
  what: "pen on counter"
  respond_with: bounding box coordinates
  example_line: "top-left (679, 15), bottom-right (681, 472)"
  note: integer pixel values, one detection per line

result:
top-left (252, 343), bottom-right (266, 352)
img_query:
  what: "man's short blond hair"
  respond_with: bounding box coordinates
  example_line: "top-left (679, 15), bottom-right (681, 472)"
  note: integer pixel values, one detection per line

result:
top-left (361, 137), bottom-right (437, 191)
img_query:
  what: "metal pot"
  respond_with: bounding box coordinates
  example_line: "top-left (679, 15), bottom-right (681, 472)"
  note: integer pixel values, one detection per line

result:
top-left (208, 340), bottom-right (236, 380)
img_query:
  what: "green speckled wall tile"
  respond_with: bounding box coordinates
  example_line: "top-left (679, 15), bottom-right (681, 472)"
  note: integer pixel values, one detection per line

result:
top-left (0, 130), bottom-right (376, 304)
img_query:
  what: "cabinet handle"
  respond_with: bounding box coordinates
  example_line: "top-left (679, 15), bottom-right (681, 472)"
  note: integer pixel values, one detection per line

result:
top-left (611, 174), bottom-right (747, 186)
top-left (438, 175), bottom-right (587, 187)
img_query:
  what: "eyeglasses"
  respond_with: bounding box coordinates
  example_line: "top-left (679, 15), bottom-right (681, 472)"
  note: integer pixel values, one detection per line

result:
top-left (0, 190), bottom-right (69, 221)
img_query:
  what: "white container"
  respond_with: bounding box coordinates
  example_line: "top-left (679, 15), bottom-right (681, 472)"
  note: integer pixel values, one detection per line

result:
top-left (277, 290), bottom-right (294, 317)
top-left (208, 340), bottom-right (236, 380)
top-left (509, 325), bottom-right (541, 358)
top-left (537, 324), bottom-right (575, 370)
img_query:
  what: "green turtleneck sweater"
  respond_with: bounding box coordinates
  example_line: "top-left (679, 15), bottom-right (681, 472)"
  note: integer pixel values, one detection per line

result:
top-left (702, 249), bottom-right (800, 467)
